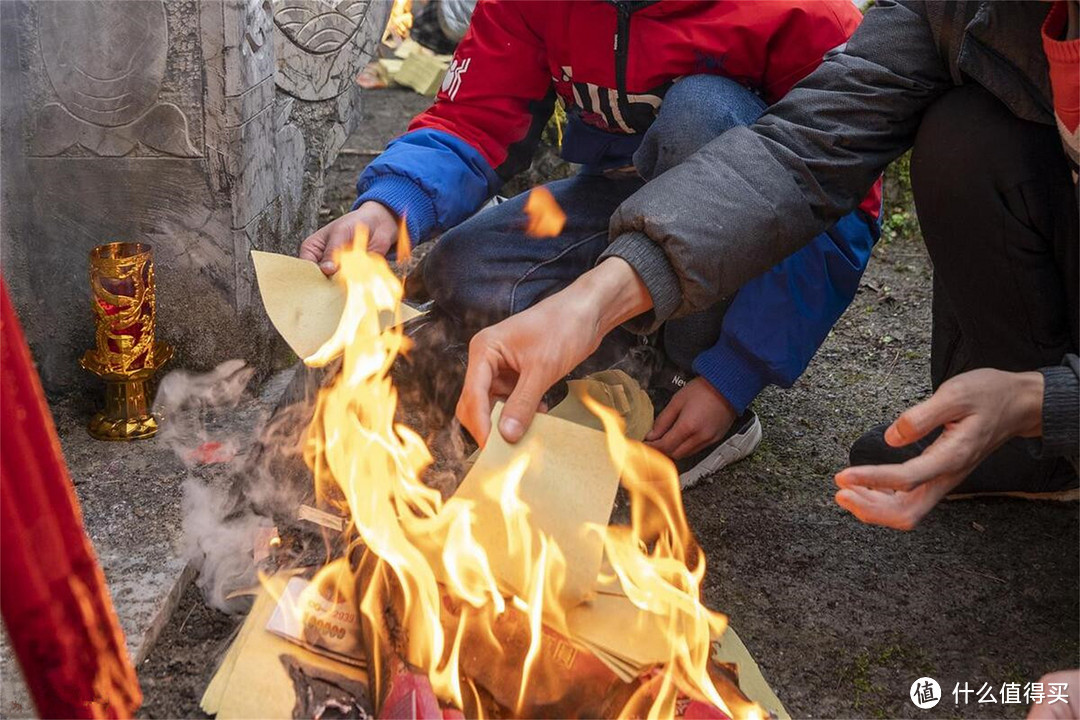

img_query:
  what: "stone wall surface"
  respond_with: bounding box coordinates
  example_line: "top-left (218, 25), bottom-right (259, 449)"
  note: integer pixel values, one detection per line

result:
top-left (1, 0), bottom-right (391, 392)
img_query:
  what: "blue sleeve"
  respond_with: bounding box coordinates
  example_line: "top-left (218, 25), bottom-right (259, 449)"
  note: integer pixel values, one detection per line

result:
top-left (692, 211), bottom-right (880, 413)
top-left (354, 128), bottom-right (501, 243)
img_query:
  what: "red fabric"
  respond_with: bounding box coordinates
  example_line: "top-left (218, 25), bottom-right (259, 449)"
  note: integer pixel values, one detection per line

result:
top-left (0, 281), bottom-right (141, 718)
top-left (1042, 2), bottom-right (1080, 134)
top-left (410, 0), bottom-right (881, 218)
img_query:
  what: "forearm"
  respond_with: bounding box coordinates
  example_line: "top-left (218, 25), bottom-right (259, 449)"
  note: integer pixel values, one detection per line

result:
top-left (562, 257), bottom-right (653, 338)
top-left (600, 233), bottom-right (680, 333)
top-left (456, 257), bottom-right (653, 445)
top-left (1012, 371), bottom-right (1046, 439)
top-left (355, 129), bottom-right (498, 242)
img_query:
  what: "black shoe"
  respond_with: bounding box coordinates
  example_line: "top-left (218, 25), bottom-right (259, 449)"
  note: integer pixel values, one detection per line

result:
top-left (645, 355), bottom-right (694, 414)
top-left (609, 338), bottom-right (666, 393)
top-left (675, 410), bottom-right (762, 489)
top-left (849, 422), bottom-right (939, 467)
top-left (849, 422), bottom-right (1079, 500)
top-left (609, 337), bottom-right (691, 412)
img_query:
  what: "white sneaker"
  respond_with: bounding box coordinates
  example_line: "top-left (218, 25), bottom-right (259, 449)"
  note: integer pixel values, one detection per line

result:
top-left (677, 411), bottom-right (763, 489)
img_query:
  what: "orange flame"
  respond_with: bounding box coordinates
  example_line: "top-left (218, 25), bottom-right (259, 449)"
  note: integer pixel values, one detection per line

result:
top-left (300, 224), bottom-right (761, 718)
top-left (396, 216), bottom-right (412, 263)
top-left (524, 187), bottom-right (567, 237)
top-left (387, 0), bottom-right (413, 40)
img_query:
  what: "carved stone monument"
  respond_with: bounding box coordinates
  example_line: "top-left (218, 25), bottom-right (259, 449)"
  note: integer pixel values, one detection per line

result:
top-left (0, 0), bottom-right (390, 391)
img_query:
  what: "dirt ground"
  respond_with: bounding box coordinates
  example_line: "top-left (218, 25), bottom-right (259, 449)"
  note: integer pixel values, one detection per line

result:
top-left (136, 88), bottom-right (1079, 719)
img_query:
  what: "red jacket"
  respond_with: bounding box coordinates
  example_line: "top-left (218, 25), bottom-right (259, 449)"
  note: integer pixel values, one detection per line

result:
top-left (357, 0), bottom-right (882, 241)
top-left (1042, 1), bottom-right (1080, 175)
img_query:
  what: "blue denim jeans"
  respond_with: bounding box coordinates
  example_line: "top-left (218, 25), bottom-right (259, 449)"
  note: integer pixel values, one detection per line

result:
top-left (421, 75), bottom-right (770, 371)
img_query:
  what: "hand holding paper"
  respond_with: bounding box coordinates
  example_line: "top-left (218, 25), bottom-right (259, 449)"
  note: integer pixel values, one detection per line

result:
top-left (252, 250), bottom-right (419, 361)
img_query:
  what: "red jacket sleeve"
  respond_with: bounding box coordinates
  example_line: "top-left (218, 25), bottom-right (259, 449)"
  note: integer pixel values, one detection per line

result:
top-left (760, 1), bottom-right (865, 102)
top-left (407, 0), bottom-right (555, 181)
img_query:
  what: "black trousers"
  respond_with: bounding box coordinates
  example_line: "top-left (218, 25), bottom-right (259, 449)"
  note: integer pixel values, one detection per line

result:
top-left (909, 84), bottom-right (1078, 491)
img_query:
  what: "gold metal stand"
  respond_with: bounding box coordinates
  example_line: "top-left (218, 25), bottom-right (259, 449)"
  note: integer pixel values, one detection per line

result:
top-left (80, 242), bottom-right (171, 441)
top-left (80, 346), bottom-right (173, 440)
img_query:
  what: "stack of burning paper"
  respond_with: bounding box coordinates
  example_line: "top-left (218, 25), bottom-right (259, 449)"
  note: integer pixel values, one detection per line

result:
top-left (201, 369), bottom-right (786, 719)
top-left (204, 246), bottom-right (789, 719)
top-left (201, 567), bottom-right (372, 718)
top-left (264, 561), bottom-right (366, 668)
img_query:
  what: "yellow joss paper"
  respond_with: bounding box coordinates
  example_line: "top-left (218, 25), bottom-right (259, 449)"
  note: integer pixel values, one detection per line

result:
top-left (251, 250), bottom-right (419, 361)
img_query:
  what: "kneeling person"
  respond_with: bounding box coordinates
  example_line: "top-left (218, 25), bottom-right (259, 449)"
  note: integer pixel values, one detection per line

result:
top-left (299, 0), bottom-right (883, 486)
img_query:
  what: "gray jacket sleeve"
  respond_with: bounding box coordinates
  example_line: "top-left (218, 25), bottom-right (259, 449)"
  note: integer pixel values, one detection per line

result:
top-left (604, 1), bottom-right (954, 327)
top-left (1036, 354), bottom-right (1079, 463)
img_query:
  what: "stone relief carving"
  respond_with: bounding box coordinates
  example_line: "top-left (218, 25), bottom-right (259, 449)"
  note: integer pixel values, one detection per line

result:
top-left (32, 0), bottom-right (199, 158)
top-left (244, 0), bottom-right (275, 58)
top-left (274, 98), bottom-right (307, 237)
top-left (225, 0), bottom-right (275, 96)
top-left (275, 0), bottom-right (368, 51)
top-left (3, 0), bottom-right (396, 390)
top-left (273, 0), bottom-right (389, 101)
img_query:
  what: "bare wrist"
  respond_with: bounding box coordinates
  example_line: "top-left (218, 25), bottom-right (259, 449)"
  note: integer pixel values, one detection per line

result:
top-left (1013, 371), bottom-right (1045, 438)
top-left (569, 257), bottom-right (653, 336)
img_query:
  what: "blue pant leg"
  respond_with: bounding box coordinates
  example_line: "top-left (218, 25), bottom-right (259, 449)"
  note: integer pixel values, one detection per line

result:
top-left (422, 174), bottom-right (643, 332)
top-left (637, 75), bottom-right (767, 369)
top-left (634, 74), bottom-right (766, 182)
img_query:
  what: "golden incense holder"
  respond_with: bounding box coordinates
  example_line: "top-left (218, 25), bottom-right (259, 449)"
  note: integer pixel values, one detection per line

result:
top-left (80, 242), bottom-right (172, 441)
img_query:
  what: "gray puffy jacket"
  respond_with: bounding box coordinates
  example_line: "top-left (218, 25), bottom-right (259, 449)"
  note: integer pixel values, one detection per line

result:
top-left (603, 0), bottom-right (1078, 461)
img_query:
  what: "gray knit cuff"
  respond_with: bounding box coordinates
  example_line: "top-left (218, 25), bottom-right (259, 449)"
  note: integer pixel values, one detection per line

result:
top-left (1036, 364), bottom-right (1079, 459)
top-left (600, 231), bottom-right (681, 334)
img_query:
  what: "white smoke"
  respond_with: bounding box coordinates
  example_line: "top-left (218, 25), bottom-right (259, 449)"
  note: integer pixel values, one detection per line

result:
top-left (179, 478), bottom-right (273, 612)
top-left (157, 337), bottom-right (474, 613)
top-left (155, 359), bottom-right (317, 613)
top-left (155, 359), bottom-right (254, 471)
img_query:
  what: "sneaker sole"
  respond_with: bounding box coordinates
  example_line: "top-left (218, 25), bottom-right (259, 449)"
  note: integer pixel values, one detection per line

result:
top-left (944, 488), bottom-right (1080, 502)
top-left (678, 414), bottom-right (763, 490)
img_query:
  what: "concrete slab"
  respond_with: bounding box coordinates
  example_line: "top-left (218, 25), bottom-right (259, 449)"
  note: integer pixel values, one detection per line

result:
top-left (1, 367), bottom-right (296, 718)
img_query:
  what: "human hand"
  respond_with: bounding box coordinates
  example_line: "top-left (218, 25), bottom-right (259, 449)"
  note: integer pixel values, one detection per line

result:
top-left (1027, 669), bottom-right (1080, 720)
top-left (835, 368), bottom-right (1044, 530)
top-left (298, 201), bottom-right (398, 275)
top-left (457, 257), bottom-right (653, 446)
top-left (645, 377), bottom-right (736, 459)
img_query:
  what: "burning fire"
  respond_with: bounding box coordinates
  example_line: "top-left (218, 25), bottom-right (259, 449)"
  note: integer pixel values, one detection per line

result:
top-left (524, 187), bottom-right (567, 238)
top-left (386, 0), bottom-right (413, 40)
top-left (298, 225), bottom-right (762, 719)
